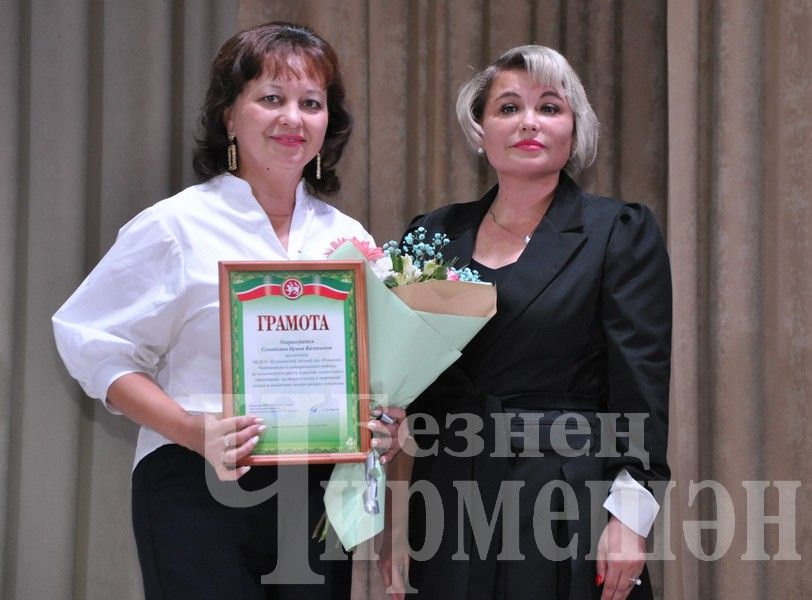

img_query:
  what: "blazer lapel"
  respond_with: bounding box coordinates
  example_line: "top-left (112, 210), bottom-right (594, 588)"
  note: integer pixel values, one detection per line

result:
top-left (432, 186), bottom-right (496, 269)
top-left (468, 173), bottom-right (588, 354)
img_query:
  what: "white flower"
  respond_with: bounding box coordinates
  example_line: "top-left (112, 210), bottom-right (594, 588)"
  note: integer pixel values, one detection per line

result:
top-left (370, 255), bottom-right (394, 280)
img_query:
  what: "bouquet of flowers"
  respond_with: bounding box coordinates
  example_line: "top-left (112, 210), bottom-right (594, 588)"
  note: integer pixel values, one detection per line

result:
top-left (322, 231), bottom-right (496, 551)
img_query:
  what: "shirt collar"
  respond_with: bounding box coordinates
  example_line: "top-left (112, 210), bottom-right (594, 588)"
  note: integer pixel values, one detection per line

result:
top-left (211, 173), bottom-right (316, 216)
top-left (213, 172), bottom-right (252, 198)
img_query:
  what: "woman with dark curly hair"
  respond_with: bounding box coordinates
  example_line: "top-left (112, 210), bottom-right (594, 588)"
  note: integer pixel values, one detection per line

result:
top-left (53, 21), bottom-right (401, 600)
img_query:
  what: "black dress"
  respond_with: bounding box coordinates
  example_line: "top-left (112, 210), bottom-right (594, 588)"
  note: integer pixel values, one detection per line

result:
top-left (404, 173), bottom-right (671, 600)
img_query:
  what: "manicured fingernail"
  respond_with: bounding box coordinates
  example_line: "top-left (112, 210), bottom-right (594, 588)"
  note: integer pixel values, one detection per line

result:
top-left (257, 425), bottom-right (267, 433)
top-left (380, 456), bottom-right (388, 464)
top-left (239, 466), bottom-right (251, 475)
top-left (595, 574), bottom-right (604, 586)
top-left (250, 436), bottom-right (259, 445)
top-left (376, 412), bottom-right (395, 425)
top-left (253, 417), bottom-right (264, 424)
top-left (371, 438), bottom-right (380, 448)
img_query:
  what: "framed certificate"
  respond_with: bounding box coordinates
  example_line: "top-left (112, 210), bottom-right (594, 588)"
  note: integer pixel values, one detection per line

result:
top-left (219, 261), bottom-right (371, 465)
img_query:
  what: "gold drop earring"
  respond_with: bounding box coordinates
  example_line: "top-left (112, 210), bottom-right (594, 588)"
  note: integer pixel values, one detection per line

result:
top-left (227, 132), bottom-right (238, 172)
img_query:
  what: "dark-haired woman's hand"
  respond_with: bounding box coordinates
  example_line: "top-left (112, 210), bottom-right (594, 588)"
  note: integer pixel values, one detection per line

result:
top-left (195, 413), bottom-right (266, 481)
top-left (108, 372), bottom-right (264, 482)
top-left (367, 407), bottom-right (410, 464)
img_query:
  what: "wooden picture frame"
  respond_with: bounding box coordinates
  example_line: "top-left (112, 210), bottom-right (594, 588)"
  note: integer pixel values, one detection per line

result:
top-left (219, 260), bottom-right (370, 465)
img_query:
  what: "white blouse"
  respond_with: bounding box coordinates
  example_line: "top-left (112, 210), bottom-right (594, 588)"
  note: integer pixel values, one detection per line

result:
top-left (53, 173), bottom-right (372, 468)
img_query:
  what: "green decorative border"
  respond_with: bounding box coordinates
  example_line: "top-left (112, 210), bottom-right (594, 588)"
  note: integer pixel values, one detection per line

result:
top-left (227, 268), bottom-right (361, 455)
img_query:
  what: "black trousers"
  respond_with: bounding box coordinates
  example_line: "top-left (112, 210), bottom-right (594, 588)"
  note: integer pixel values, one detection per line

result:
top-left (132, 444), bottom-right (351, 600)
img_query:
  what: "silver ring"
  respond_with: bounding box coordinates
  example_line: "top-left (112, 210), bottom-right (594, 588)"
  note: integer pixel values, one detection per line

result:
top-left (223, 435), bottom-right (230, 450)
top-left (629, 577), bottom-right (642, 586)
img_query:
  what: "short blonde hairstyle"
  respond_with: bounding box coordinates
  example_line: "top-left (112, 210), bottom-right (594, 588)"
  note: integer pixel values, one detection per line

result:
top-left (456, 45), bottom-right (599, 175)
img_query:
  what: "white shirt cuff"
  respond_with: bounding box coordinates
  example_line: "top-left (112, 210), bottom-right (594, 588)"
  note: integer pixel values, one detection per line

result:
top-left (90, 358), bottom-right (151, 415)
top-left (602, 469), bottom-right (660, 537)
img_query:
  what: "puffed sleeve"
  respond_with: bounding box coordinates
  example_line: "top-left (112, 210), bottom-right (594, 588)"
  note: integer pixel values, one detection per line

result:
top-left (52, 207), bottom-right (186, 412)
top-left (600, 202), bottom-right (672, 493)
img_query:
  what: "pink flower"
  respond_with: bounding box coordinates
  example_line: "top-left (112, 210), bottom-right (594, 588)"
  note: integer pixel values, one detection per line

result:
top-left (447, 269), bottom-right (460, 281)
top-left (326, 237), bottom-right (385, 261)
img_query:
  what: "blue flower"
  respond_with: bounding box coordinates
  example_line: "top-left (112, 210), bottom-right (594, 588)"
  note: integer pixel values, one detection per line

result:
top-left (379, 229), bottom-right (483, 285)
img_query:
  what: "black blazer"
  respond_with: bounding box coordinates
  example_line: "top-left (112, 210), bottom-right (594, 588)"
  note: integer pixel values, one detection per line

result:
top-left (405, 172), bottom-right (671, 599)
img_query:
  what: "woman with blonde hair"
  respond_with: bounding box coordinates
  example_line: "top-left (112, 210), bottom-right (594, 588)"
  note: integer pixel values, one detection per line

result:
top-left (381, 45), bottom-right (671, 600)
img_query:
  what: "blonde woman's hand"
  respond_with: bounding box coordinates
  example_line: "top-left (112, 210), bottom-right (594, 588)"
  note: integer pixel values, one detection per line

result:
top-left (596, 516), bottom-right (646, 600)
top-left (376, 514), bottom-right (410, 600)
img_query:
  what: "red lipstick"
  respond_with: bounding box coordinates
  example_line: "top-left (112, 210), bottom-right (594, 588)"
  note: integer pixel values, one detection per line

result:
top-left (272, 135), bottom-right (306, 147)
top-left (513, 139), bottom-right (545, 151)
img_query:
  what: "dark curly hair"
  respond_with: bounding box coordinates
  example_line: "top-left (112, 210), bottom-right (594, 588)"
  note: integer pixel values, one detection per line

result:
top-left (192, 22), bottom-right (352, 195)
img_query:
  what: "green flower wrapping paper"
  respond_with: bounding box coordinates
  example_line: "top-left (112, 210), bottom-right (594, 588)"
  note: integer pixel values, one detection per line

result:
top-left (323, 241), bottom-right (496, 551)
